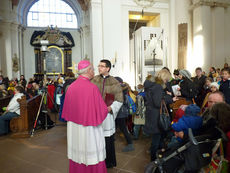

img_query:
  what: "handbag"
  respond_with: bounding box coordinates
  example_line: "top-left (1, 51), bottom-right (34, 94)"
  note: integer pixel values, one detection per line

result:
top-left (202, 139), bottom-right (229, 173)
top-left (158, 100), bottom-right (171, 132)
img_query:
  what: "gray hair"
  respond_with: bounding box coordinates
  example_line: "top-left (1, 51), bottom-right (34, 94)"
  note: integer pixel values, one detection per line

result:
top-left (78, 65), bottom-right (91, 75)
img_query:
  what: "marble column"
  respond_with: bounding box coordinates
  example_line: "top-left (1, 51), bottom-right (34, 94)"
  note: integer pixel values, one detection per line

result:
top-left (0, 22), bottom-right (13, 79)
top-left (169, 0), bottom-right (177, 71)
top-left (212, 7), bottom-right (225, 68)
top-left (11, 22), bottom-right (20, 79)
top-left (90, 0), bottom-right (103, 67)
top-left (79, 24), bottom-right (91, 61)
top-left (18, 25), bottom-right (26, 76)
top-left (191, 0), bottom-right (230, 72)
top-left (193, 5), bottom-right (212, 72)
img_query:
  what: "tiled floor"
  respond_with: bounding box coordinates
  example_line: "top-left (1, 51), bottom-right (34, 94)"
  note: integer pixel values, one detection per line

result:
top-left (0, 115), bottom-right (152, 173)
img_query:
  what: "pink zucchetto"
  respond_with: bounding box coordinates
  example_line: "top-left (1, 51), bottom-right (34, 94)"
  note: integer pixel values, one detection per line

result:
top-left (78, 60), bottom-right (90, 70)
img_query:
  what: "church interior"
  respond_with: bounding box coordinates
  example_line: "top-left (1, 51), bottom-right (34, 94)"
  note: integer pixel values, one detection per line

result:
top-left (1, 0), bottom-right (230, 172)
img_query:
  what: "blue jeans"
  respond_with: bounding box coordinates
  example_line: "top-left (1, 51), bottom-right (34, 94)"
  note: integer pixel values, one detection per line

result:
top-left (0, 112), bottom-right (19, 135)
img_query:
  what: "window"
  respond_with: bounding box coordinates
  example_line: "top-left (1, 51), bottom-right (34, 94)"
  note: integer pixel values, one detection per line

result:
top-left (27, 0), bottom-right (78, 28)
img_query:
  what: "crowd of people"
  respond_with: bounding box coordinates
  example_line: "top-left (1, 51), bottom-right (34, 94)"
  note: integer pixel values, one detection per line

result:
top-left (1, 61), bottom-right (230, 172)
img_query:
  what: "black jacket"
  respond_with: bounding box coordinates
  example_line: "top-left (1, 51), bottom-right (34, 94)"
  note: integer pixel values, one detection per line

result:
top-left (193, 75), bottom-right (206, 94)
top-left (179, 78), bottom-right (198, 101)
top-left (143, 79), bottom-right (173, 135)
top-left (219, 80), bottom-right (230, 104)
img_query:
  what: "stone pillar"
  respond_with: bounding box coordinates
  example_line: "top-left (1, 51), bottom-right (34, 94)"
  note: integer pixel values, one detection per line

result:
top-left (90, 0), bottom-right (124, 76)
top-left (169, 0), bottom-right (192, 72)
top-left (11, 22), bottom-right (20, 79)
top-left (0, 26), bottom-right (3, 75)
top-left (90, 0), bottom-right (103, 67)
top-left (18, 25), bottom-right (26, 76)
top-left (191, 0), bottom-right (230, 72)
top-left (0, 0), bottom-right (21, 79)
top-left (79, 24), bottom-right (91, 61)
top-left (225, 7), bottom-right (230, 64)
top-left (192, 4), bottom-right (212, 72)
top-left (169, 0), bottom-right (177, 71)
top-left (212, 7), bottom-right (225, 68)
top-left (0, 22), bottom-right (13, 79)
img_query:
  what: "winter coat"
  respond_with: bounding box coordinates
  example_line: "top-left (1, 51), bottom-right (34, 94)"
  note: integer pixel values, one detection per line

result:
top-left (143, 77), bottom-right (173, 135)
top-left (193, 75), bottom-right (206, 93)
top-left (63, 77), bottom-right (75, 94)
top-left (92, 75), bottom-right (123, 137)
top-left (226, 131), bottom-right (230, 162)
top-left (193, 75), bottom-right (207, 107)
top-left (219, 80), bottom-right (230, 104)
top-left (172, 115), bottom-right (203, 135)
top-left (179, 78), bottom-right (198, 101)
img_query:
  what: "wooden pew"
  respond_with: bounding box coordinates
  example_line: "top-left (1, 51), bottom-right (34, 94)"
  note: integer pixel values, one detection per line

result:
top-left (0, 95), bottom-right (12, 114)
top-left (0, 95), bottom-right (12, 108)
top-left (10, 95), bottom-right (42, 134)
top-left (170, 97), bottom-right (192, 119)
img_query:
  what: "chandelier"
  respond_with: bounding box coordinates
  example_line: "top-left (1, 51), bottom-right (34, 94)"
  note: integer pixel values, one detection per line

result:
top-left (134, 0), bottom-right (155, 8)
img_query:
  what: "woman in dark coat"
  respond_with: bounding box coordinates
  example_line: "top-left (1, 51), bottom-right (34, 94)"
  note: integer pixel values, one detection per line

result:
top-left (144, 69), bottom-right (177, 161)
top-left (178, 69), bottom-right (198, 102)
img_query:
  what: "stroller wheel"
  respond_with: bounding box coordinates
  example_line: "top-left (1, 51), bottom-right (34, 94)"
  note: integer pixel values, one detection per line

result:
top-left (145, 161), bottom-right (158, 173)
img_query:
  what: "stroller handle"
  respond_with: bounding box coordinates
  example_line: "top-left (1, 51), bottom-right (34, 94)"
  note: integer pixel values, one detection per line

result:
top-left (188, 128), bottom-right (198, 145)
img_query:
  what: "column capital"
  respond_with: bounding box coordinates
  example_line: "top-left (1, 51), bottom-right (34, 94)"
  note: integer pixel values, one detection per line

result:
top-left (190, 0), bottom-right (230, 10)
top-left (79, 24), bottom-right (90, 32)
top-left (18, 24), bottom-right (26, 32)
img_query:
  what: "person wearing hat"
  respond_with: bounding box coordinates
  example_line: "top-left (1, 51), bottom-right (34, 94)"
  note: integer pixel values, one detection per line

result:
top-left (201, 82), bottom-right (220, 112)
top-left (170, 69), bottom-right (180, 86)
top-left (91, 59), bottom-right (123, 168)
top-left (210, 82), bottom-right (220, 92)
top-left (178, 69), bottom-right (198, 101)
top-left (62, 60), bottom-right (108, 173)
top-left (168, 104), bottom-right (202, 148)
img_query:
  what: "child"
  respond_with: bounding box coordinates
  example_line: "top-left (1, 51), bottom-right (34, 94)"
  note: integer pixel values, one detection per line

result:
top-left (168, 104), bottom-right (202, 148)
top-left (133, 84), bottom-right (146, 140)
top-left (201, 82), bottom-right (220, 112)
top-left (219, 68), bottom-right (230, 104)
top-left (210, 82), bottom-right (219, 92)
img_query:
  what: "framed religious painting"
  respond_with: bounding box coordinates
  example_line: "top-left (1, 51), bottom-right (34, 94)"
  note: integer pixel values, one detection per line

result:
top-left (45, 46), bottom-right (64, 74)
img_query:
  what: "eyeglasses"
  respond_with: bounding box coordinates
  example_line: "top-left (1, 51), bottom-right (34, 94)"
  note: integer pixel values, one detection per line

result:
top-left (98, 65), bottom-right (107, 68)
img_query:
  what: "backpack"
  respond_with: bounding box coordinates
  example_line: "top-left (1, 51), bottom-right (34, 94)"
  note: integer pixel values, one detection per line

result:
top-left (136, 92), bottom-right (146, 118)
top-left (117, 94), bottom-right (130, 118)
top-left (189, 81), bottom-right (198, 99)
top-left (127, 94), bottom-right (137, 115)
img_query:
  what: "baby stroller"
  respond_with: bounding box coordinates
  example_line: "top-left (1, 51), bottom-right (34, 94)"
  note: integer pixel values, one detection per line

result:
top-left (145, 129), bottom-right (218, 173)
